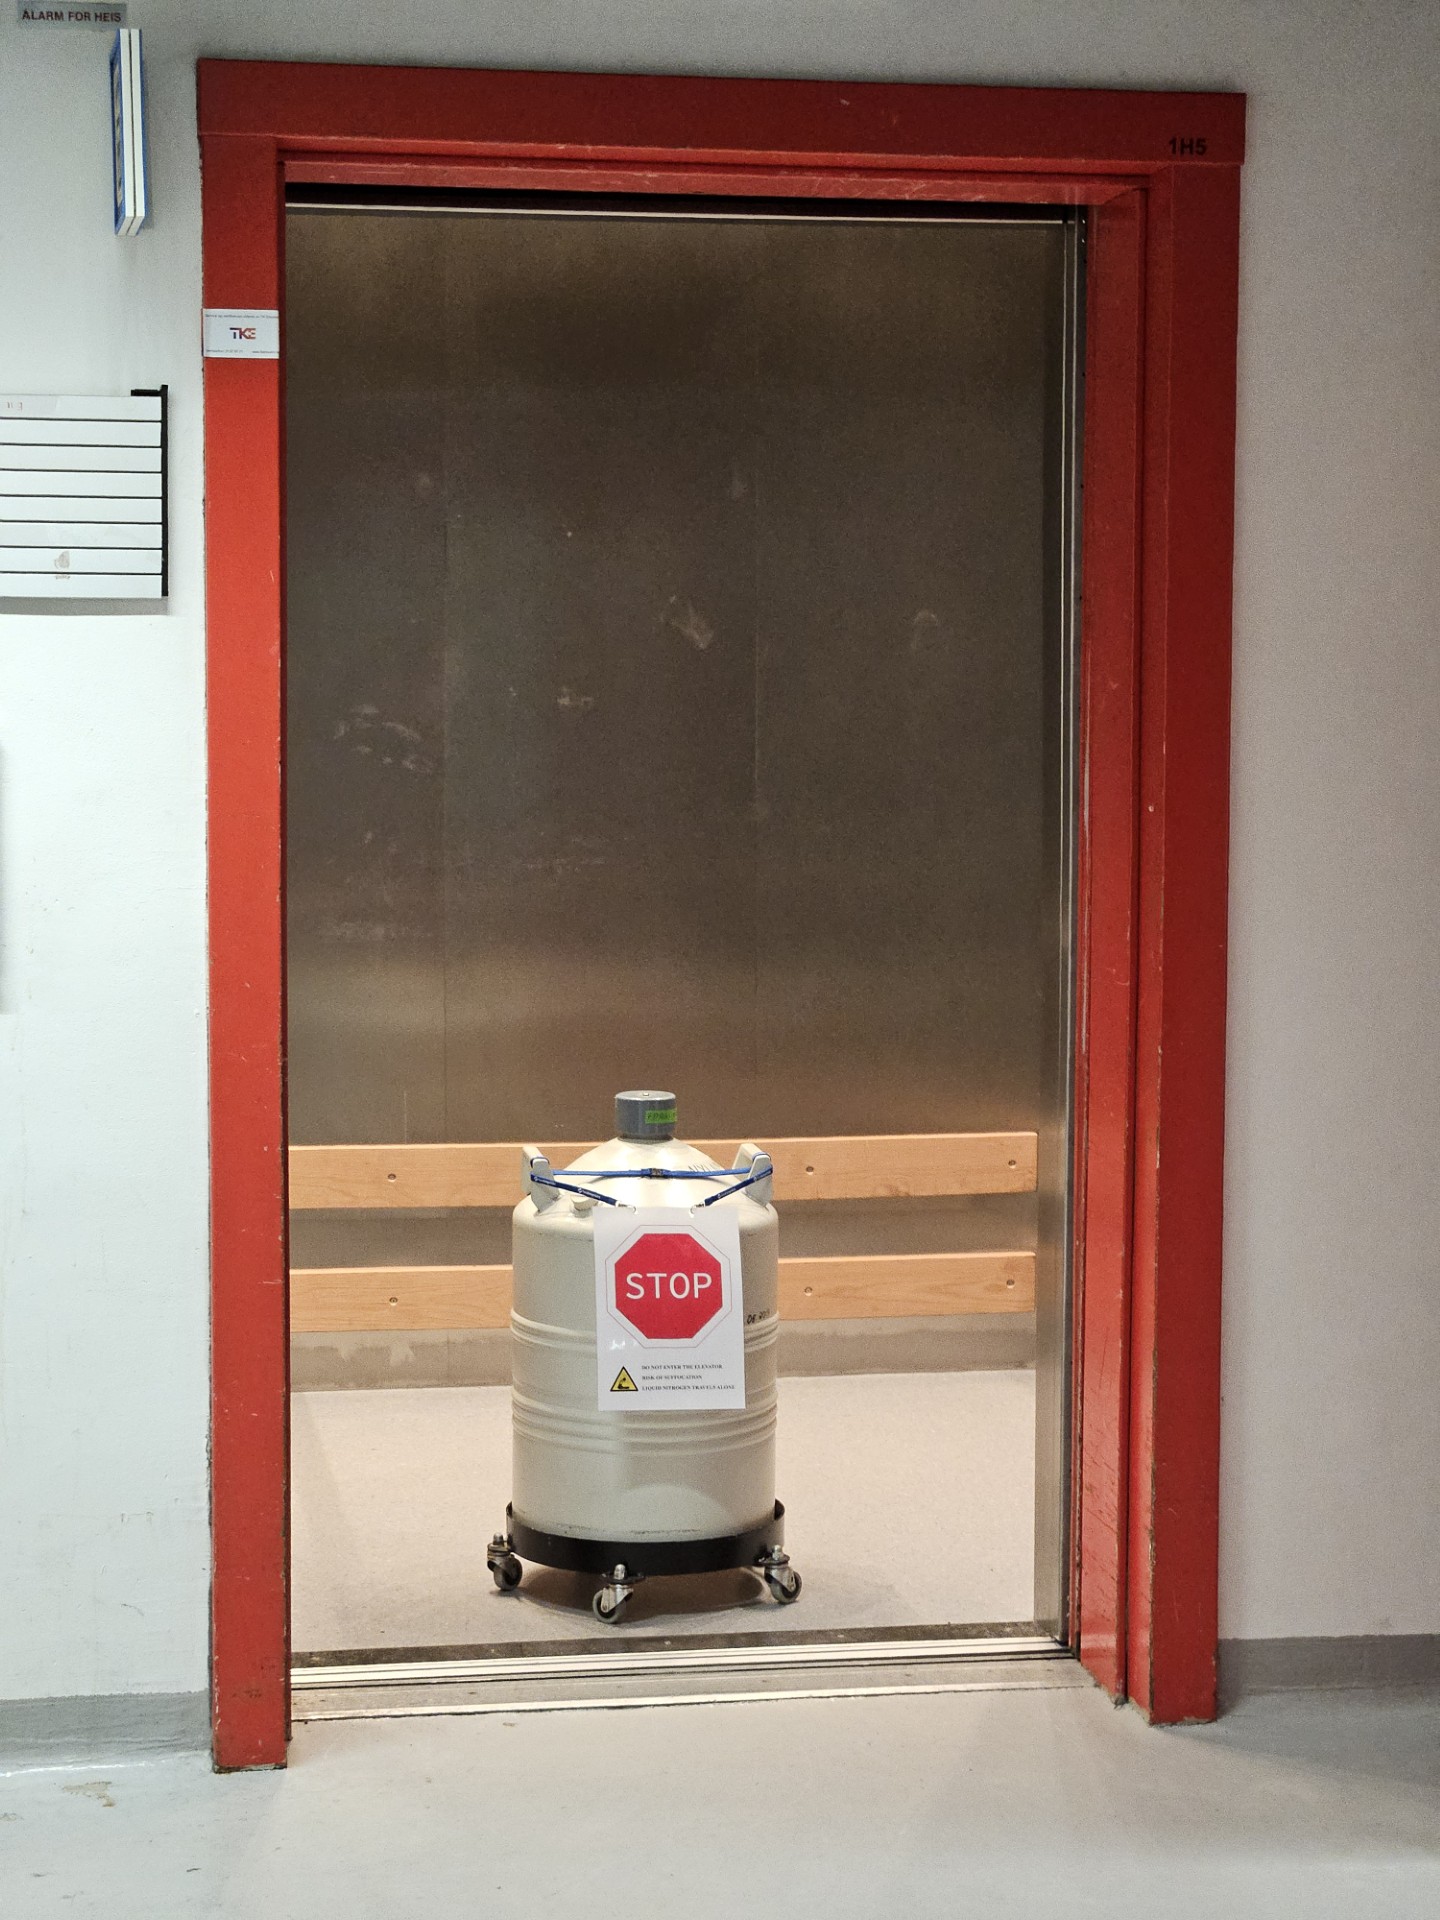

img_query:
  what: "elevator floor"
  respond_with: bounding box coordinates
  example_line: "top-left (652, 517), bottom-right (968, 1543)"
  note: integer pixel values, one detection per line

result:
top-left (290, 1370), bottom-right (1037, 1653)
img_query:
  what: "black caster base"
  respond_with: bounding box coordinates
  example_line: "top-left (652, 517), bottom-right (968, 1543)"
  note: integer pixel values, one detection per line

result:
top-left (488, 1502), bottom-right (802, 1624)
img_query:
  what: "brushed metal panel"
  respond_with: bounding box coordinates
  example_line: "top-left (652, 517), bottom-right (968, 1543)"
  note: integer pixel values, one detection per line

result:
top-left (287, 206), bottom-right (1068, 1147)
top-left (285, 215), bottom-right (450, 1145)
top-left (749, 220), bottom-right (1063, 1136)
top-left (436, 214), bottom-right (762, 1139)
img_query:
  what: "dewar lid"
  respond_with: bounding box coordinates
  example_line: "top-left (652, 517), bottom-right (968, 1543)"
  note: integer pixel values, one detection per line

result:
top-left (614, 1090), bottom-right (678, 1141)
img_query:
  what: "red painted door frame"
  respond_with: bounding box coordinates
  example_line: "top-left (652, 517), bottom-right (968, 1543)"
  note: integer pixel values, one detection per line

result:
top-left (199, 60), bottom-right (1244, 1768)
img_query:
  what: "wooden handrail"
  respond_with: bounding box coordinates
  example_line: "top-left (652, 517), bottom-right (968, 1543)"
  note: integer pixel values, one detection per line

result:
top-left (287, 1131), bottom-right (1038, 1210)
top-left (289, 1250), bottom-right (1035, 1333)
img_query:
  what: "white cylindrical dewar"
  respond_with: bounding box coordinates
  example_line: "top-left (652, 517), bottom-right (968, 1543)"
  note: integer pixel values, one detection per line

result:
top-left (510, 1130), bottom-right (779, 1545)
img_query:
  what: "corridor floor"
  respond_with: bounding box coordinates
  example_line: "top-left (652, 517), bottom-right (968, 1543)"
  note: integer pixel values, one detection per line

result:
top-left (2, 1684), bottom-right (1436, 1918)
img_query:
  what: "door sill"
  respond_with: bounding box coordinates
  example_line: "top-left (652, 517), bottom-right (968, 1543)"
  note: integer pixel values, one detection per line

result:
top-left (291, 1634), bottom-right (1081, 1721)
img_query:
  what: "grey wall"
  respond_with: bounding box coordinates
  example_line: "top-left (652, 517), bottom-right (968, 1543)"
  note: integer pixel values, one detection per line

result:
top-left (1, 0), bottom-right (1436, 1700)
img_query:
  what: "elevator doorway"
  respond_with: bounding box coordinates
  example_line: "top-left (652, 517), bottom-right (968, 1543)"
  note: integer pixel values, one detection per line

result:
top-left (283, 191), bottom-right (1081, 1669)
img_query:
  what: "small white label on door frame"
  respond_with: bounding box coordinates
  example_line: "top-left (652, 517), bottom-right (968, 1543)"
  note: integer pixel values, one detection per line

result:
top-left (593, 1205), bottom-right (746, 1410)
top-left (203, 309), bottom-right (280, 359)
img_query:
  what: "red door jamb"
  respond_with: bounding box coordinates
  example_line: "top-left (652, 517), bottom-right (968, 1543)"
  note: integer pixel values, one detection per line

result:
top-left (199, 62), bottom-right (1244, 1766)
top-left (202, 129), bottom-right (290, 1771)
top-left (1127, 163), bottom-right (1241, 1720)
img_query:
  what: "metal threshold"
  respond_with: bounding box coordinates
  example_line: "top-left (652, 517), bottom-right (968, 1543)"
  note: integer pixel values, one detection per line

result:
top-left (291, 1635), bottom-right (1081, 1722)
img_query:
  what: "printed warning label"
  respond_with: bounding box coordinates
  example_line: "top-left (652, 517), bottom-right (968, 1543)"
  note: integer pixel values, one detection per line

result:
top-left (593, 1206), bottom-right (746, 1411)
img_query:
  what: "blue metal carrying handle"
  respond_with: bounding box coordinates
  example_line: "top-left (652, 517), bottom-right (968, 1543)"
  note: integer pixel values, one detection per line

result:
top-left (528, 1164), bottom-right (772, 1209)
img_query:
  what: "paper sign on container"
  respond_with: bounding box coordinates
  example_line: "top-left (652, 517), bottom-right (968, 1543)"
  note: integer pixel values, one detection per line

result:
top-left (593, 1206), bottom-right (746, 1411)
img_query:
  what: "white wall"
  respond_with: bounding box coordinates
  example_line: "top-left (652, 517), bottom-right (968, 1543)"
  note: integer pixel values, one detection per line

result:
top-left (0, 16), bottom-right (211, 1699)
top-left (1, 0), bottom-right (1435, 1698)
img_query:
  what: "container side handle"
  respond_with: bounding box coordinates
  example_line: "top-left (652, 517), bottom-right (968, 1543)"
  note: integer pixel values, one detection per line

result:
top-left (729, 1143), bottom-right (774, 1205)
top-left (522, 1148), bottom-right (559, 1210)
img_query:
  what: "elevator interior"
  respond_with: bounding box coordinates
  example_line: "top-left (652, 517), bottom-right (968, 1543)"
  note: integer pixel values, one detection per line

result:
top-left (283, 191), bottom-right (1080, 1657)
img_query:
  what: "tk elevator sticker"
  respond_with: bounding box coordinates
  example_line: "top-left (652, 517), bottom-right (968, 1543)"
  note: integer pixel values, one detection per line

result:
top-left (593, 1206), bottom-right (746, 1411)
top-left (202, 309), bottom-right (280, 359)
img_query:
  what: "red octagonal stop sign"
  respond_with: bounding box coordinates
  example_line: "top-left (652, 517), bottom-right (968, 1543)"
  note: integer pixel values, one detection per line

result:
top-left (609, 1230), bottom-right (726, 1342)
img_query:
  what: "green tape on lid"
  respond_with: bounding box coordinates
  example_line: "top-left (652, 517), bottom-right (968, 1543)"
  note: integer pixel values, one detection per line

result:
top-left (645, 1106), bottom-right (678, 1125)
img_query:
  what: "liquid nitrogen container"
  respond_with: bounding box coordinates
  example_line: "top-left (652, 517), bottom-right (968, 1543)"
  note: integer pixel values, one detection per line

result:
top-left (487, 1091), bottom-right (801, 1623)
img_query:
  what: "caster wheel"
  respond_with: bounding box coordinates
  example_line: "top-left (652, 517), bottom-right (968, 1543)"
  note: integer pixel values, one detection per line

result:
top-left (765, 1566), bottom-right (802, 1605)
top-left (490, 1553), bottom-right (523, 1593)
top-left (593, 1585), bottom-right (631, 1624)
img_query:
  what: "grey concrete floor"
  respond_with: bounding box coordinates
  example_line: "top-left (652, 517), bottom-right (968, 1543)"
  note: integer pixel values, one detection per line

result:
top-left (2, 1685), bottom-right (1436, 1917)
top-left (292, 1371), bottom-right (1037, 1650)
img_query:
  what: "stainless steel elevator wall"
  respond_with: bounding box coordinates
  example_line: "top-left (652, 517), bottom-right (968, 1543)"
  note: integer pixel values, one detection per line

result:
top-left (285, 203), bottom-right (1070, 1162)
top-left (285, 200), bottom-right (1080, 1625)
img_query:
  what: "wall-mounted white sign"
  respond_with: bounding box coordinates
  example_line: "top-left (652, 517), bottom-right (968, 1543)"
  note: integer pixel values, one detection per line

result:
top-left (0, 390), bottom-right (167, 601)
top-left (17, 4), bottom-right (128, 25)
top-left (110, 28), bottom-right (147, 236)
top-left (203, 310), bottom-right (281, 360)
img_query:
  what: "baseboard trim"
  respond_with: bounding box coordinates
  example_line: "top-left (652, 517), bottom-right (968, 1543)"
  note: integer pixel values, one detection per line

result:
top-left (1218, 1635), bottom-right (1440, 1708)
top-left (0, 1691), bottom-right (209, 1767)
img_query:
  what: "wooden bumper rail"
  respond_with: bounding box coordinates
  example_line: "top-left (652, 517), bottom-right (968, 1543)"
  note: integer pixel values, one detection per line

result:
top-left (287, 1132), bottom-right (1039, 1330)
top-left (291, 1251), bottom-right (1035, 1333)
top-left (288, 1131), bottom-right (1038, 1210)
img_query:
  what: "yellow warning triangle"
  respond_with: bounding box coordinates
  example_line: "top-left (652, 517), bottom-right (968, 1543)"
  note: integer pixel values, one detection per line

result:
top-left (610, 1367), bottom-right (639, 1394)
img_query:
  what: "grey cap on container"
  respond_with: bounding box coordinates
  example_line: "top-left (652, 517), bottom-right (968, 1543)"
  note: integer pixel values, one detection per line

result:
top-left (615, 1090), bottom-right (678, 1141)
